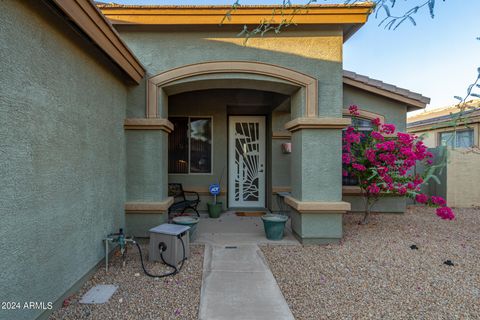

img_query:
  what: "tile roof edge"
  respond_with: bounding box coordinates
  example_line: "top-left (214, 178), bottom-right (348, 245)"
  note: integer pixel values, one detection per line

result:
top-left (343, 70), bottom-right (430, 105)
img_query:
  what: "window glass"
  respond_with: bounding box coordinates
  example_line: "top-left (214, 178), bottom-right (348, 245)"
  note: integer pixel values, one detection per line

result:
top-left (168, 117), bottom-right (189, 173)
top-left (190, 118), bottom-right (212, 173)
top-left (352, 117), bottom-right (373, 131)
top-left (456, 129), bottom-right (474, 148)
top-left (439, 131), bottom-right (454, 148)
top-left (439, 129), bottom-right (473, 148)
top-left (168, 117), bottom-right (213, 174)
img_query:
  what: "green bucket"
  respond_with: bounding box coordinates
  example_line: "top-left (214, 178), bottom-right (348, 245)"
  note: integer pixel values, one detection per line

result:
top-left (261, 214), bottom-right (288, 241)
top-left (207, 202), bottom-right (223, 218)
top-left (172, 216), bottom-right (200, 241)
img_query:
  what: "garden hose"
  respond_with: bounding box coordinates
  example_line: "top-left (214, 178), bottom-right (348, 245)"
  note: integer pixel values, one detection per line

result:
top-left (133, 235), bottom-right (186, 278)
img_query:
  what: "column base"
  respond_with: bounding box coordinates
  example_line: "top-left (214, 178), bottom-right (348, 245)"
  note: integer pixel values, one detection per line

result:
top-left (285, 196), bottom-right (349, 242)
top-left (291, 230), bottom-right (341, 245)
top-left (289, 208), bottom-right (343, 242)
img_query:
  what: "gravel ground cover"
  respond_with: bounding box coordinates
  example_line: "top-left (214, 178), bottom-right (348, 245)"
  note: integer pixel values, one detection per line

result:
top-left (261, 206), bottom-right (480, 320)
top-left (49, 243), bottom-right (204, 320)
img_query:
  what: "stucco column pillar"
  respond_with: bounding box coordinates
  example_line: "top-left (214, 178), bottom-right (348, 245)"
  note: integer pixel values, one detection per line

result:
top-left (123, 119), bottom-right (174, 237)
top-left (285, 117), bottom-right (351, 243)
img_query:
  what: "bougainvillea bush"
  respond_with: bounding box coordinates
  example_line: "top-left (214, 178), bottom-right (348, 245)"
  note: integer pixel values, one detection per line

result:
top-left (343, 105), bottom-right (455, 224)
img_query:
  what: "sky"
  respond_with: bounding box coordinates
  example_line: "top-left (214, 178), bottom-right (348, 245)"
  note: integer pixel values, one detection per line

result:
top-left (110, 0), bottom-right (480, 111)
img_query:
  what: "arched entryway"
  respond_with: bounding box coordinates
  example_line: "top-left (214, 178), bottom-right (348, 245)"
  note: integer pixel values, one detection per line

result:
top-left (125, 61), bottom-right (351, 242)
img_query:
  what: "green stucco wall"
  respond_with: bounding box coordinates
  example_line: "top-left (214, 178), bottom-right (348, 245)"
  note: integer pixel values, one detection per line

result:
top-left (343, 84), bottom-right (408, 131)
top-left (118, 28), bottom-right (343, 117)
top-left (0, 2), bottom-right (128, 319)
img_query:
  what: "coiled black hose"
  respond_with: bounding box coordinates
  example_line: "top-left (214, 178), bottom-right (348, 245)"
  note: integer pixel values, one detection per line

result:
top-left (134, 235), bottom-right (186, 278)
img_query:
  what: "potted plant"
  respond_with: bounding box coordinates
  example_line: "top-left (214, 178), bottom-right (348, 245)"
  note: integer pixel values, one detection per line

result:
top-left (261, 193), bottom-right (289, 240)
top-left (207, 167), bottom-right (224, 218)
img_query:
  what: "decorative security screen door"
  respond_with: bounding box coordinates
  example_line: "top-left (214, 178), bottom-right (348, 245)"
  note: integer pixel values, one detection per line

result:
top-left (228, 116), bottom-right (266, 208)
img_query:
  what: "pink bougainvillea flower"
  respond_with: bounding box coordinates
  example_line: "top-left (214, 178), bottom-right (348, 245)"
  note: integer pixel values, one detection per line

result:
top-left (376, 140), bottom-right (396, 152)
top-left (381, 123), bottom-right (396, 134)
top-left (378, 153), bottom-right (397, 166)
top-left (370, 131), bottom-right (384, 141)
top-left (383, 174), bottom-right (393, 184)
top-left (398, 186), bottom-right (407, 195)
top-left (397, 132), bottom-right (413, 144)
top-left (344, 131), bottom-right (362, 144)
top-left (372, 118), bottom-right (381, 127)
top-left (365, 148), bottom-right (376, 163)
top-left (431, 196), bottom-right (446, 207)
top-left (413, 176), bottom-right (423, 186)
top-left (342, 153), bottom-right (351, 164)
top-left (436, 207), bottom-right (455, 220)
top-left (342, 170), bottom-right (349, 176)
top-left (367, 184), bottom-right (380, 195)
top-left (348, 105), bottom-right (360, 116)
top-left (352, 163), bottom-right (367, 171)
top-left (415, 193), bottom-right (428, 204)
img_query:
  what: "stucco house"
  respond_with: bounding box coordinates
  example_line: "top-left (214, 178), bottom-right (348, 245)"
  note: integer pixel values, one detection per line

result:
top-left (1, 1), bottom-right (430, 319)
top-left (407, 100), bottom-right (480, 208)
top-left (407, 99), bottom-right (480, 149)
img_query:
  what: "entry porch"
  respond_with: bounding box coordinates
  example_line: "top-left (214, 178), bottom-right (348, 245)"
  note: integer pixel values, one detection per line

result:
top-left (124, 61), bottom-right (351, 243)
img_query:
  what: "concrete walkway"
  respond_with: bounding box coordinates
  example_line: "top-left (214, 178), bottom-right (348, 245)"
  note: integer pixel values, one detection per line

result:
top-left (199, 244), bottom-right (295, 320)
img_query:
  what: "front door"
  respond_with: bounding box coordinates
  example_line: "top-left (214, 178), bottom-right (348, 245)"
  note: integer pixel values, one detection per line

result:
top-left (228, 116), bottom-right (266, 208)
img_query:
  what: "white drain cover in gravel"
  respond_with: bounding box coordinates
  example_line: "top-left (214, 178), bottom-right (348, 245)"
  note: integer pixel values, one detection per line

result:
top-left (80, 285), bottom-right (118, 304)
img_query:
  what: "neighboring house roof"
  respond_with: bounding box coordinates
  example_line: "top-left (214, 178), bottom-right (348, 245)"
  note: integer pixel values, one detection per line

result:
top-left (96, 3), bottom-right (374, 41)
top-left (343, 70), bottom-right (430, 110)
top-left (407, 99), bottom-right (480, 131)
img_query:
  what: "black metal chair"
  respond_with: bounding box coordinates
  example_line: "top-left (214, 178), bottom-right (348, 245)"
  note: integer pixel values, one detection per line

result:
top-left (168, 183), bottom-right (200, 217)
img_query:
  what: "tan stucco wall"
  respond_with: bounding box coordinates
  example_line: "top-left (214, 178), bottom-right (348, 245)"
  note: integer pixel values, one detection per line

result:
top-left (446, 149), bottom-right (480, 207)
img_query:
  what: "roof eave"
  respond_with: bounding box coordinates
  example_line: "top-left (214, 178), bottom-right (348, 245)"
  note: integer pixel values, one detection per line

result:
top-left (50, 0), bottom-right (145, 84)
top-left (343, 71), bottom-right (430, 110)
top-left (98, 4), bottom-right (374, 40)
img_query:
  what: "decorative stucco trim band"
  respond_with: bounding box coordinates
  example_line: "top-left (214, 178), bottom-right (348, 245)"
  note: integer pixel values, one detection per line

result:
top-left (125, 197), bottom-right (174, 214)
top-left (147, 61), bottom-right (318, 118)
top-left (124, 118), bottom-right (174, 133)
top-left (342, 108), bottom-right (385, 124)
top-left (272, 186), bottom-right (292, 193)
top-left (274, 186), bottom-right (373, 195)
top-left (51, 0), bottom-right (145, 83)
top-left (285, 117), bottom-right (351, 132)
top-left (272, 131), bottom-right (292, 139)
top-left (284, 196), bottom-right (351, 213)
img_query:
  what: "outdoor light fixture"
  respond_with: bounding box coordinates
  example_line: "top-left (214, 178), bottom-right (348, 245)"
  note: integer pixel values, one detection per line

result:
top-left (281, 142), bottom-right (291, 154)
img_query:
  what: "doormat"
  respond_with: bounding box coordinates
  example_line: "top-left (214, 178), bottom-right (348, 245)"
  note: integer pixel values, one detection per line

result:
top-left (235, 211), bottom-right (265, 217)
